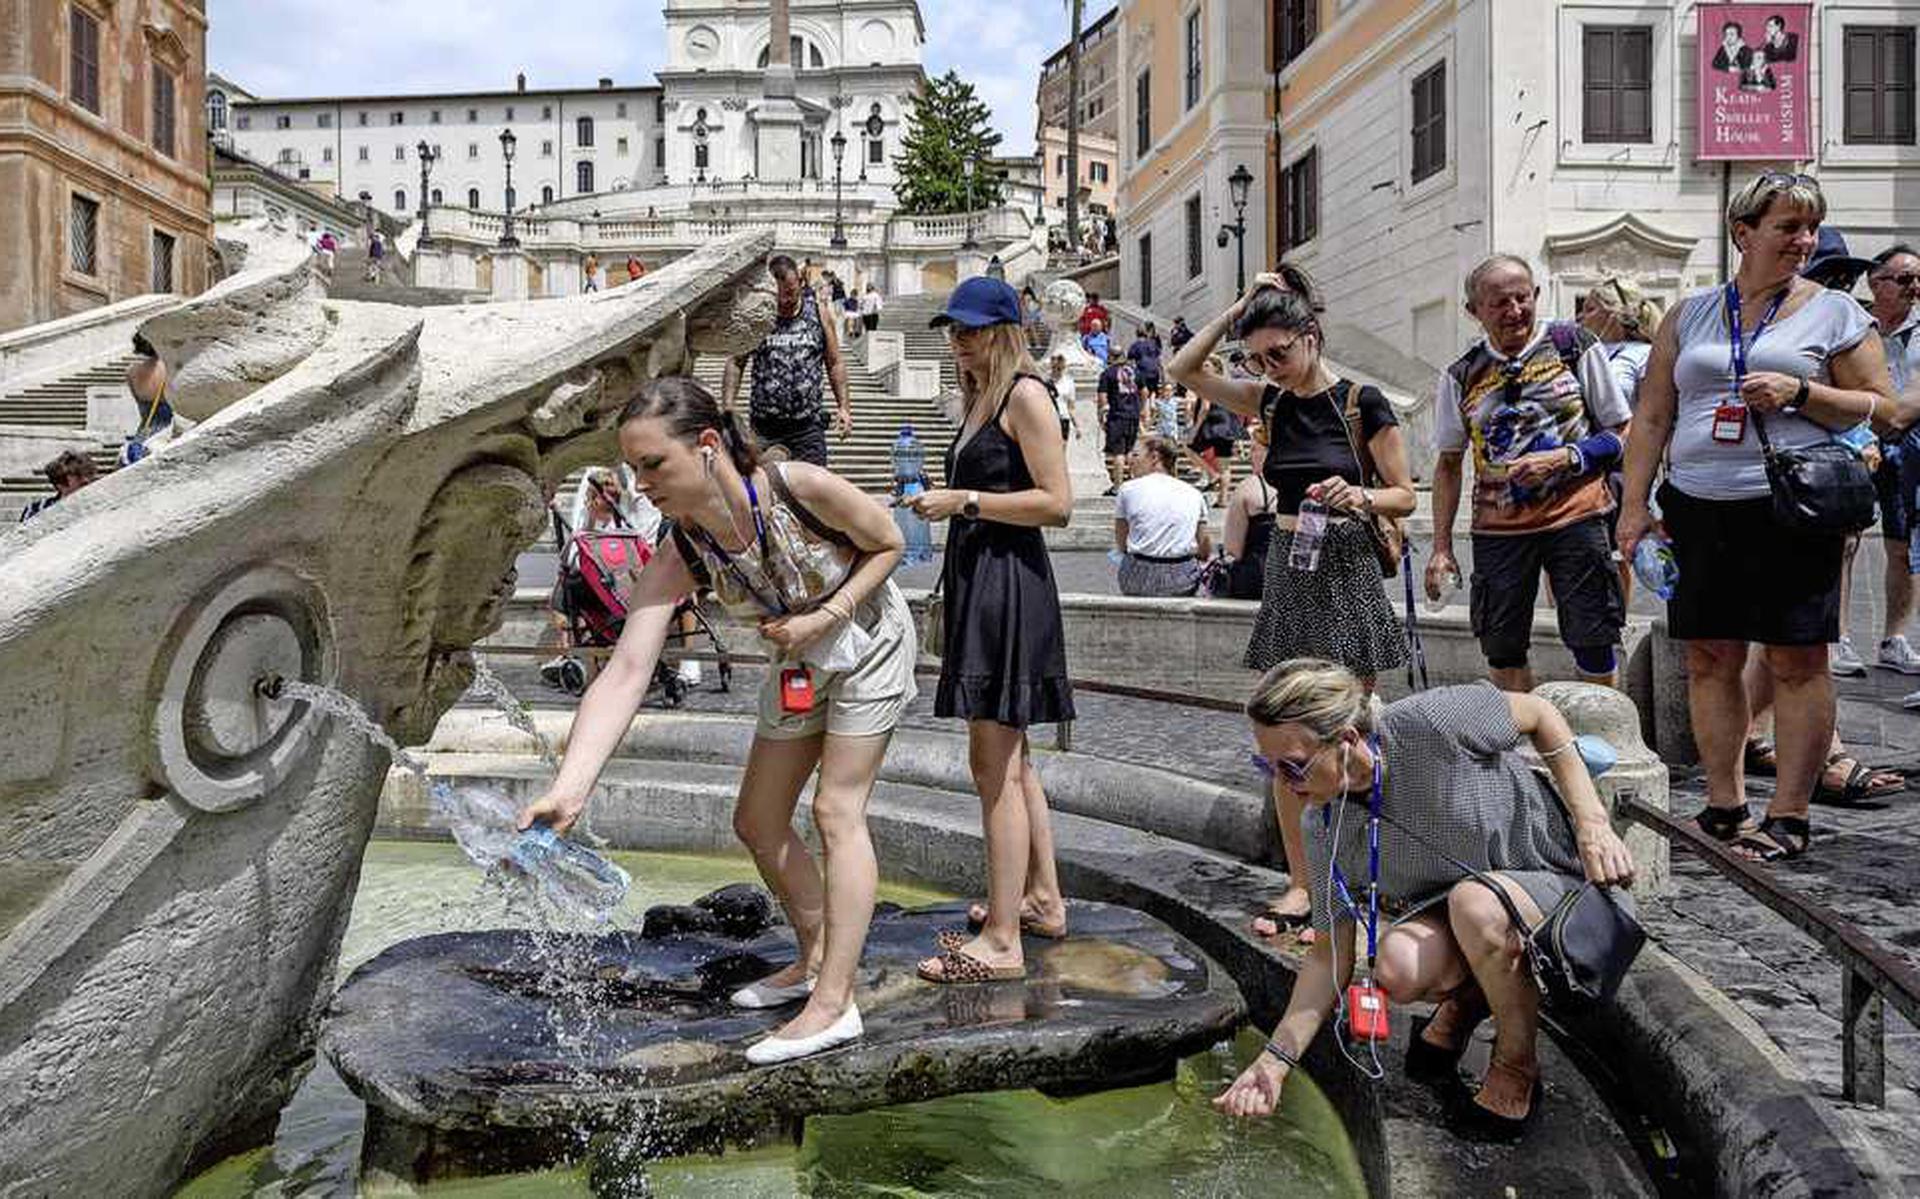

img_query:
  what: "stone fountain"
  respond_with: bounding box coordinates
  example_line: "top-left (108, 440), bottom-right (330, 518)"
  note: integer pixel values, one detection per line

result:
top-left (0, 223), bottom-right (777, 1196)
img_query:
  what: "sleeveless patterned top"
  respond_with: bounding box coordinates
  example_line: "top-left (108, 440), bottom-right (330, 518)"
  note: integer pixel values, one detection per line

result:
top-left (749, 291), bottom-right (828, 426)
top-left (673, 463), bottom-right (854, 619)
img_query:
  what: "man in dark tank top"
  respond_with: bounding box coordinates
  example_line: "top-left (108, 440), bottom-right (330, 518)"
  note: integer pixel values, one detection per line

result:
top-left (723, 254), bottom-right (853, 466)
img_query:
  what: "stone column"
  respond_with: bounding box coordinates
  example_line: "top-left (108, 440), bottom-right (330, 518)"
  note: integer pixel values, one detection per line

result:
top-left (490, 248), bottom-right (529, 302)
top-left (754, 0), bottom-right (805, 181)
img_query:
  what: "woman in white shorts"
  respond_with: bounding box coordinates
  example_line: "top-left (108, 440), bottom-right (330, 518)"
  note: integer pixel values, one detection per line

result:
top-left (520, 376), bottom-right (916, 1065)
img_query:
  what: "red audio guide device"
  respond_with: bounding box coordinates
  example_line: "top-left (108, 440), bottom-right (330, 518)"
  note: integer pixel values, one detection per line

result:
top-left (1347, 983), bottom-right (1390, 1042)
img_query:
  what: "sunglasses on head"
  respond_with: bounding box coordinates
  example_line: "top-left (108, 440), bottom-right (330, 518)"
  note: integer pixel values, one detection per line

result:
top-left (1755, 171), bottom-right (1820, 192)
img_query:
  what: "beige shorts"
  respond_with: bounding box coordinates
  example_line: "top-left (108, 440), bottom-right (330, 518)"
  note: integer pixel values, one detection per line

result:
top-left (756, 582), bottom-right (918, 740)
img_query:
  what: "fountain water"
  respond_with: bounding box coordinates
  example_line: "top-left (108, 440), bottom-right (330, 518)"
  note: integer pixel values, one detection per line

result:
top-left (468, 658), bottom-right (561, 767)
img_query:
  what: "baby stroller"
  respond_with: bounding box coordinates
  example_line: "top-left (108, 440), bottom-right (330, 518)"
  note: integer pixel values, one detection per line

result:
top-left (543, 507), bottom-right (732, 705)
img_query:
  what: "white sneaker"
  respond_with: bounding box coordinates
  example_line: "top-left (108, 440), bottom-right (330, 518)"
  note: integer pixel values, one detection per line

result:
top-left (1905, 687), bottom-right (1920, 710)
top-left (1830, 637), bottom-right (1868, 678)
top-left (676, 659), bottom-right (703, 686)
top-left (1878, 635), bottom-right (1920, 674)
top-left (729, 974), bottom-right (814, 1009)
top-left (745, 1002), bottom-right (862, 1065)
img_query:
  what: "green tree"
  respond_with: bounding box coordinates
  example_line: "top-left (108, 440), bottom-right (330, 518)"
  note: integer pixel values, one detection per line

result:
top-left (892, 70), bottom-right (1005, 215)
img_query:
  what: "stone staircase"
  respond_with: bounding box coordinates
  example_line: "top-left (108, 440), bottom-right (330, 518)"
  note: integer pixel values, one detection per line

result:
top-left (324, 242), bottom-right (477, 307)
top-left (0, 354), bottom-right (138, 518)
top-left (687, 344), bottom-right (956, 495)
top-left (876, 293), bottom-right (958, 393)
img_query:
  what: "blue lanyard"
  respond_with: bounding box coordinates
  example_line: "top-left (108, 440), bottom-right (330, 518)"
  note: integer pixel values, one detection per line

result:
top-left (1323, 735), bottom-right (1385, 971)
top-left (1725, 283), bottom-right (1788, 399)
top-left (693, 475), bottom-right (790, 616)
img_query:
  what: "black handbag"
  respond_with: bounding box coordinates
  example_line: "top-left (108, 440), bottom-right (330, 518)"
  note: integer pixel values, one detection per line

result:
top-left (1382, 813), bottom-right (1645, 1009)
top-left (1750, 409), bottom-right (1877, 534)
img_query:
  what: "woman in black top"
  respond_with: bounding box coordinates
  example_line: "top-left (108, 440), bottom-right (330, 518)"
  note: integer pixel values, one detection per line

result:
top-left (1170, 274), bottom-right (1418, 942)
top-left (908, 276), bottom-right (1076, 984)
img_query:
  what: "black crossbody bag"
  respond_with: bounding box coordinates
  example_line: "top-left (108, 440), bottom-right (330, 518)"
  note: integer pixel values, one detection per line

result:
top-left (1379, 812), bottom-right (1645, 1009)
top-left (1749, 408), bottom-right (1877, 534)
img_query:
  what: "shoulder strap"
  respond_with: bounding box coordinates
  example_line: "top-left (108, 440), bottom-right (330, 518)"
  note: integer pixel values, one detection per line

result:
top-left (1330, 379), bottom-right (1380, 487)
top-left (666, 522), bottom-right (713, 589)
top-left (1547, 321), bottom-right (1590, 374)
top-left (765, 462), bottom-right (857, 548)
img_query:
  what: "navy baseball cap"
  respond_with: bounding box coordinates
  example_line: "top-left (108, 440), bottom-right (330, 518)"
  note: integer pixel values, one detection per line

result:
top-left (930, 276), bottom-right (1022, 329)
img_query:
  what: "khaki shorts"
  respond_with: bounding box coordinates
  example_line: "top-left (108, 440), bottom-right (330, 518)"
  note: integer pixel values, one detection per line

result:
top-left (756, 582), bottom-right (918, 740)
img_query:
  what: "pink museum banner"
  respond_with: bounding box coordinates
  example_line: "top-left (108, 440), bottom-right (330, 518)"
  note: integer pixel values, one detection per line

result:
top-left (1696, 3), bottom-right (1813, 160)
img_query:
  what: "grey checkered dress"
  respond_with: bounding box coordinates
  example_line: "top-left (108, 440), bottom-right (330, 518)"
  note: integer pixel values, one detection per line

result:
top-left (1300, 684), bottom-right (1627, 934)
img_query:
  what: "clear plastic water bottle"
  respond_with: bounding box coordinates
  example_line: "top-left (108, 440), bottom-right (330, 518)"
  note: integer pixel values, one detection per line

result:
top-left (1423, 562), bottom-right (1462, 616)
top-left (892, 424), bottom-right (935, 564)
top-left (508, 825), bottom-right (632, 921)
top-left (1633, 536), bottom-right (1680, 601)
top-left (1290, 499), bottom-right (1330, 572)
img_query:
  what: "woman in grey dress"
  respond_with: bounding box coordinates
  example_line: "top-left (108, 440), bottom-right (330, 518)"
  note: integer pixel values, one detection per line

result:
top-left (1214, 660), bottom-right (1635, 1134)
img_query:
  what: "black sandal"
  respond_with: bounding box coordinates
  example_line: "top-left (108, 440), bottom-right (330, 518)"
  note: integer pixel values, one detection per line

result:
top-left (1732, 815), bottom-right (1811, 861)
top-left (1813, 758), bottom-right (1907, 807)
top-left (1743, 738), bottom-right (1778, 777)
top-left (1692, 804), bottom-right (1750, 843)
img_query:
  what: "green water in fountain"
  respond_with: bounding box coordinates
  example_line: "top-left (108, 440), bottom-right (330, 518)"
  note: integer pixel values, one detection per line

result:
top-left (177, 842), bottom-right (1365, 1198)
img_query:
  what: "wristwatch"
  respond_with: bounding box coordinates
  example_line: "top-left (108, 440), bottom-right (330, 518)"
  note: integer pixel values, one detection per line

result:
top-left (1782, 376), bottom-right (1810, 414)
top-left (962, 490), bottom-right (981, 518)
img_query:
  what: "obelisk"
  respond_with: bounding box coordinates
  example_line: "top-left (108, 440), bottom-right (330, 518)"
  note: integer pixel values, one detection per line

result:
top-left (754, 0), bottom-right (805, 180)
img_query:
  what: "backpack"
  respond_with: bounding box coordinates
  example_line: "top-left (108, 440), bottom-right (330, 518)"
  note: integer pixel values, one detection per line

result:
top-left (1446, 321), bottom-right (1591, 400)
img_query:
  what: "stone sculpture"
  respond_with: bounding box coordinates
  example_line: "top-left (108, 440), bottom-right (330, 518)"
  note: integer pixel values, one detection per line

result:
top-left (1042, 278), bottom-right (1100, 373)
top-left (0, 223), bottom-right (777, 1196)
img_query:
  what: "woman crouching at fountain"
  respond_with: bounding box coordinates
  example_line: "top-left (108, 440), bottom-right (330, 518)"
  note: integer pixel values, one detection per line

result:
top-left (1214, 660), bottom-right (1635, 1135)
top-left (518, 375), bottom-right (917, 1065)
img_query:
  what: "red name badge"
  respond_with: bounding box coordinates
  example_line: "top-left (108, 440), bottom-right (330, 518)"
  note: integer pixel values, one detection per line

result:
top-left (779, 667), bottom-right (816, 714)
top-left (1712, 403), bottom-right (1748, 444)
top-left (1348, 983), bottom-right (1391, 1042)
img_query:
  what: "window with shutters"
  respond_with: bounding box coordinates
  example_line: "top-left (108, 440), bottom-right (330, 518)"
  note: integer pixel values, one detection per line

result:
top-left (70, 8), bottom-right (100, 113)
top-left (1283, 148), bottom-right (1318, 249)
top-left (577, 160), bottom-right (595, 193)
top-left (1411, 62), bottom-right (1447, 184)
top-left (655, 136), bottom-right (666, 167)
top-left (467, 188), bottom-right (480, 209)
top-left (430, 187), bottom-right (442, 204)
top-left (357, 145), bottom-right (369, 162)
top-left (317, 111), bottom-right (332, 129)
top-left (1135, 69), bottom-right (1152, 157)
top-left (1185, 194), bottom-right (1203, 279)
top-left (70, 193), bottom-right (99, 275)
top-left (1275, 0), bottom-right (1316, 70)
top-left (394, 190), bottom-right (406, 211)
top-left (1845, 26), bottom-right (1916, 145)
top-left (152, 69), bottom-right (177, 157)
top-left (577, 116), bottom-right (595, 147)
top-left (151, 230), bottom-right (176, 293)
top-left (1139, 233), bottom-right (1154, 308)
top-left (541, 139), bottom-right (554, 158)
top-left (1583, 26), bottom-right (1652, 143)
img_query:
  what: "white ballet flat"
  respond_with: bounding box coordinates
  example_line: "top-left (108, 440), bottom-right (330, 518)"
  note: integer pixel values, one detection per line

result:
top-left (745, 1003), bottom-right (863, 1066)
top-left (729, 974), bottom-right (815, 1009)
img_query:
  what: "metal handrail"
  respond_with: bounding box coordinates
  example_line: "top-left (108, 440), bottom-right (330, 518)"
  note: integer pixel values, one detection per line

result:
top-left (475, 640), bottom-right (1915, 1105)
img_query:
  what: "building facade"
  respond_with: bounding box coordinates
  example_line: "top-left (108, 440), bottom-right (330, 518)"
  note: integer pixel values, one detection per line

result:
top-left (1113, 0), bottom-right (1272, 321)
top-left (1039, 125), bottom-right (1118, 223)
top-left (213, 73), bottom-right (666, 222)
top-left (1270, 0), bottom-right (1920, 372)
top-left (0, 0), bottom-right (213, 335)
top-left (1037, 5), bottom-right (1120, 142)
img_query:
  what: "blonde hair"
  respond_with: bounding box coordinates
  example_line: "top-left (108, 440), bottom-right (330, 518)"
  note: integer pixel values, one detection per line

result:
top-left (1587, 275), bottom-right (1664, 342)
top-left (1727, 172), bottom-right (1826, 229)
top-left (1245, 658), bottom-right (1373, 738)
top-left (955, 323), bottom-right (1042, 426)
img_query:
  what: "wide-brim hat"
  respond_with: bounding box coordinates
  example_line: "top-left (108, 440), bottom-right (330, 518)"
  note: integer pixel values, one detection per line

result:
top-left (930, 276), bottom-right (1023, 330)
top-left (1803, 227), bottom-right (1874, 288)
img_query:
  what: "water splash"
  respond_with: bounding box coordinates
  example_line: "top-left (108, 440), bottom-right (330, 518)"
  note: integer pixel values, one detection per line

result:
top-left (274, 679), bottom-right (426, 775)
top-left (469, 658), bottom-right (559, 767)
top-left (429, 781), bottom-right (628, 924)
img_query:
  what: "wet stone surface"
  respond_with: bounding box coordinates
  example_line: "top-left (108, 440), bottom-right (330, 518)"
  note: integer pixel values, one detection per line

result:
top-left (325, 895), bottom-right (1244, 1180)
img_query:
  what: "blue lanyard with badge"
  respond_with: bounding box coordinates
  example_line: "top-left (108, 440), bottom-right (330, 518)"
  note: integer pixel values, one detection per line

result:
top-left (1718, 283), bottom-right (1788, 444)
top-left (1321, 734), bottom-right (1390, 1043)
top-left (694, 476), bottom-right (816, 713)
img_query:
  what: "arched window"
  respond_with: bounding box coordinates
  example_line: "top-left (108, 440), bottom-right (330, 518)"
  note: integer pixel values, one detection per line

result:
top-left (758, 36), bottom-right (823, 69)
top-left (576, 160), bottom-right (595, 193)
top-left (207, 90), bottom-right (227, 131)
top-left (576, 116), bottom-right (594, 147)
top-left (394, 189), bottom-right (406, 211)
top-left (430, 187), bottom-right (443, 204)
top-left (541, 184), bottom-right (554, 204)
top-left (467, 187), bottom-right (480, 209)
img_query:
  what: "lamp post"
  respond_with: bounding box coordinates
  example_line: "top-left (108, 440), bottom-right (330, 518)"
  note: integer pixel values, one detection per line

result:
top-left (414, 139), bottom-right (438, 247)
top-left (1219, 162), bottom-right (1253, 295)
top-left (829, 128), bottom-right (848, 249)
top-left (962, 156), bottom-right (978, 250)
top-left (497, 129), bottom-right (519, 248)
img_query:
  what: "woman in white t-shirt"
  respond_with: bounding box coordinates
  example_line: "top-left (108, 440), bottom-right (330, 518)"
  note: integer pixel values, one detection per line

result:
top-left (1048, 353), bottom-right (1080, 441)
top-left (1113, 437), bottom-right (1211, 596)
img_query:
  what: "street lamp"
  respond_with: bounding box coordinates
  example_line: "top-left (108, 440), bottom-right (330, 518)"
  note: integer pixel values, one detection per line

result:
top-left (1217, 162), bottom-right (1254, 295)
top-left (962, 156), bottom-right (978, 249)
top-left (497, 129), bottom-right (519, 248)
top-left (414, 139), bottom-right (438, 247)
top-left (829, 128), bottom-right (848, 249)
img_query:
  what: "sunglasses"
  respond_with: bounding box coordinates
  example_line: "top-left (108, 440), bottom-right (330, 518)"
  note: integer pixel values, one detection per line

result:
top-left (1756, 171), bottom-right (1819, 191)
top-left (1875, 273), bottom-right (1920, 288)
top-left (1251, 741), bottom-right (1333, 785)
top-left (1244, 338), bottom-right (1305, 374)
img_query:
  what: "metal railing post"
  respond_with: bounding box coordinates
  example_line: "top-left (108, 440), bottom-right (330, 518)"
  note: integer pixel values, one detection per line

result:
top-left (1842, 967), bottom-right (1886, 1106)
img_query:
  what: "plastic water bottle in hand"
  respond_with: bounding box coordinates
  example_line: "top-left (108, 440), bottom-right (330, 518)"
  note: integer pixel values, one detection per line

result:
top-left (1633, 536), bottom-right (1680, 601)
top-left (1290, 499), bottom-right (1330, 572)
top-left (1423, 561), bottom-right (1462, 616)
top-left (507, 825), bottom-right (631, 921)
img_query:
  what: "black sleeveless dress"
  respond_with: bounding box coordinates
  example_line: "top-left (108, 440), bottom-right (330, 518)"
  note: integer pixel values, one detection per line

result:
top-left (936, 375), bottom-right (1075, 728)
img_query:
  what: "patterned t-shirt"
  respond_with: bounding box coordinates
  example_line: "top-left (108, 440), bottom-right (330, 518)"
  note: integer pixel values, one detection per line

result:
top-left (1434, 324), bottom-right (1631, 535)
top-left (749, 291), bottom-right (828, 428)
